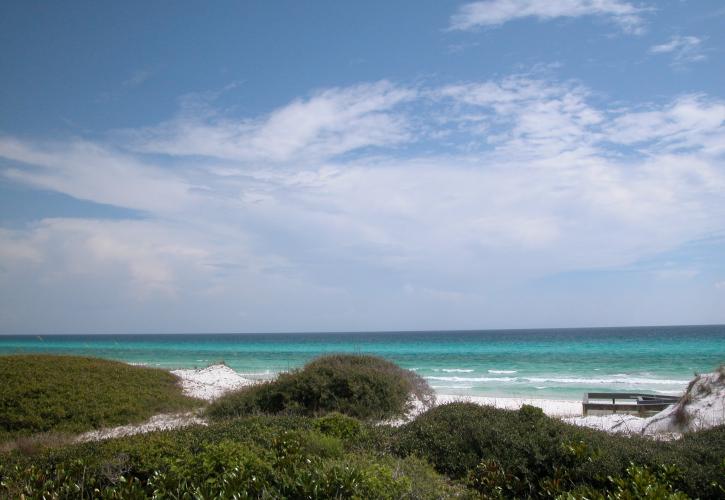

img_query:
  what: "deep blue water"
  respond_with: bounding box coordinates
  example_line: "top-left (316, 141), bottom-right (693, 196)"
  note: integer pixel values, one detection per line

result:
top-left (1, 325), bottom-right (723, 400)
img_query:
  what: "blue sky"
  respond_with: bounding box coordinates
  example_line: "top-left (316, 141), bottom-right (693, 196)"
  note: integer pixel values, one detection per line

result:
top-left (1, 0), bottom-right (724, 333)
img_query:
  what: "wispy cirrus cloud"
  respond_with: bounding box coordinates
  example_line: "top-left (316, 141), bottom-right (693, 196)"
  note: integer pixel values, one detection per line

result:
top-left (650, 35), bottom-right (707, 67)
top-left (604, 94), bottom-right (725, 155)
top-left (449, 0), bottom-right (648, 34)
top-left (436, 77), bottom-right (604, 157)
top-left (125, 81), bottom-right (416, 164)
top-left (0, 137), bottom-right (194, 213)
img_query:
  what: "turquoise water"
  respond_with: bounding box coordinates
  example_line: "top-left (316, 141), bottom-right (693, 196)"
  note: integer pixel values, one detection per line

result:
top-left (1, 326), bottom-right (723, 400)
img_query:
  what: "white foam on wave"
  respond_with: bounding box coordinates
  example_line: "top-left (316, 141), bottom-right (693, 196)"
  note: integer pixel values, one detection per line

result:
top-left (433, 368), bottom-right (475, 373)
top-left (655, 389), bottom-right (684, 395)
top-left (426, 375), bottom-right (690, 386)
top-left (488, 369), bottom-right (517, 374)
top-left (525, 376), bottom-right (689, 385)
top-left (427, 376), bottom-right (517, 382)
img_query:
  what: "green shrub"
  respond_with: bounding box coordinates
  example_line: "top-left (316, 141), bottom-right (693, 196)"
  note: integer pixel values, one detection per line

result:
top-left (2, 409), bottom-right (723, 498)
top-left (313, 412), bottom-right (364, 440)
top-left (393, 402), bottom-right (725, 498)
top-left (207, 354), bottom-right (434, 420)
top-left (0, 415), bottom-right (454, 499)
top-left (0, 355), bottom-right (200, 441)
top-left (562, 464), bottom-right (690, 499)
top-left (394, 402), bottom-right (565, 480)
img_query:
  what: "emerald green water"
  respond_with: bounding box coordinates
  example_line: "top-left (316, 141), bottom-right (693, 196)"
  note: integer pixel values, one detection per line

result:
top-left (1, 325), bottom-right (722, 400)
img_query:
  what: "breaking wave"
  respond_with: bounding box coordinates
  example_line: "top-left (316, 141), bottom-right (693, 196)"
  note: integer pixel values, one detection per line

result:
top-left (432, 368), bottom-right (475, 373)
top-left (427, 376), bottom-right (517, 382)
top-left (425, 375), bottom-right (689, 385)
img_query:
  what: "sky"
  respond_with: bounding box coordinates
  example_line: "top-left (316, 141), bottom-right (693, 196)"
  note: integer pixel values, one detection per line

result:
top-left (1, 0), bottom-right (724, 334)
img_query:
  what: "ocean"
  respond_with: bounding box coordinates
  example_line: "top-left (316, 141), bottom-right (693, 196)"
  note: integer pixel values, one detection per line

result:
top-left (1, 325), bottom-right (723, 400)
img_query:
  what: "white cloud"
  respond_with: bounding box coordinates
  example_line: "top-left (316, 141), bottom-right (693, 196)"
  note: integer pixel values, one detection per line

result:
top-left (450, 0), bottom-right (647, 34)
top-left (650, 35), bottom-right (707, 66)
top-left (437, 77), bottom-right (603, 157)
top-left (2, 75), bottom-right (725, 331)
top-left (0, 229), bottom-right (44, 264)
top-left (127, 81), bottom-right (416, 164)
top-left (604, 94), bottom-right (725, 155)
top-left (0, 219), bottom-right (210, 297)
top-left (0, 138), bottom-right (195, 213)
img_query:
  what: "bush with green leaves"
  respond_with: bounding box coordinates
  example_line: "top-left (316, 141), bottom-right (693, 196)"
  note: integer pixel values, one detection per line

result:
top-left (0, 415), bottom-right (463, 499)
top-left (0, 355), bottom-right (200, 441)
top-left (394, 402), bottom-right (725, 498)
top-left (207, 354), bottom-right (435, 420)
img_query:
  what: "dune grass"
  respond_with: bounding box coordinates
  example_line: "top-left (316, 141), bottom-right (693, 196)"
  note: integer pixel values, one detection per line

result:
top-left (0, 355), bottom-right (200, 441)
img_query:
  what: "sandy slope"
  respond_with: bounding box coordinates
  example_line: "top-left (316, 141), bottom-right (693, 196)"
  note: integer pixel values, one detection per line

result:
top-left (171, 364), bottom-right (255, 401)
top-left (77, 412), bottom-right (206, 442)
top-left (565, 369), bottom-right (725, 438)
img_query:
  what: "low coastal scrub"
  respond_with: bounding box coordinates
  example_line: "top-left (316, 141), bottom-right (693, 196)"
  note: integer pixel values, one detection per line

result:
top-left (1, 355), bottom-right (724, 498)
top-left (0, 355), bottom-right (200, 441)
top-left (207, 354), bottom-right (435, 420)
top-left (2, 407), bottom-right (723, 498)
top-left (393, 402), bottom-right (725, 498)
top-left (0, 415), bottom-right (465, 499)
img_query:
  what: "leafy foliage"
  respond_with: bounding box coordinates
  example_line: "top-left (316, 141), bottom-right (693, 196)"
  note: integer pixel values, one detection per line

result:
top-left (394, 402), bottom-right (725, 498)
top-left (207, 354), bottom-right (435, 420)
top-left (0, 416), bottom-right (462, 499)
top-left (0, 355), bottom-right (200, 441)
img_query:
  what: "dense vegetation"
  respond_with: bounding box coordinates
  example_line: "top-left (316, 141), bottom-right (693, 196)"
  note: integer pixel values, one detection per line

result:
top-left (1, 408), bottom-right (723, 498)
top-left (0, 355), bottom-right (200, 441)
top-left (1, 354), bottom-right (723, 498)
top-left (394, 402), bottom-right (725, 498)
top-left (0, 414), bottom-right (465, 499)
top-left (207, 354), bottom-right (435, 420)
